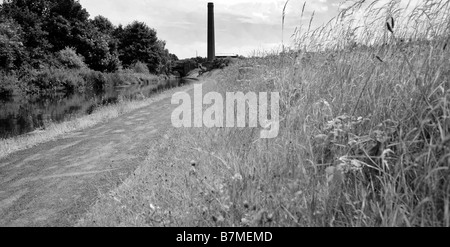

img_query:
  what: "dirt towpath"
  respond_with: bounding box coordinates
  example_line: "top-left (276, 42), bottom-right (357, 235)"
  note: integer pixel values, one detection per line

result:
top-left (0, 72), bottom-right (217, 226)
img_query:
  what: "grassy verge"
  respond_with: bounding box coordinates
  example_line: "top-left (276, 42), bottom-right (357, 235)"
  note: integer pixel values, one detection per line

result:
top-left (79, 42), bottom-right (449, 227)
top-left (0, 80), bottom-right (195, 160)
top-left (79, 1), bottom-right (449, 227)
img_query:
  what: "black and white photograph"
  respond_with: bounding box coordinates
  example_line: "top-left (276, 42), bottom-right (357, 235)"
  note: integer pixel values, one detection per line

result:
top-left (0, 0), bottom-right (449, 232)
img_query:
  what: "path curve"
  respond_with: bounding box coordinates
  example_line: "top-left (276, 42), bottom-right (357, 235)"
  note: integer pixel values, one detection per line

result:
top-left (0, 73), bottom-right (217, 226)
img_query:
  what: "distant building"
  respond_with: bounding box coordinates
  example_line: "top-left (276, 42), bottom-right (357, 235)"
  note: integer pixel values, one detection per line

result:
top-left (215, 53), bottom-right (239, 59)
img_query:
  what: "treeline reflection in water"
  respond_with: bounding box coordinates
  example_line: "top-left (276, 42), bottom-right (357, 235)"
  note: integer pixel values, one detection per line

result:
top-left (0, 78), bottom-right (183, 139)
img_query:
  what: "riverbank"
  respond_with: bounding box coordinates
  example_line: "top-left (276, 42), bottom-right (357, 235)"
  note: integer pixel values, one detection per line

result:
top-left (0, 75), bottom-right (197, 160)
top-left (0, 73), bottom-right (184, 139)
top-left (0, 73), bottom-right (210, 226)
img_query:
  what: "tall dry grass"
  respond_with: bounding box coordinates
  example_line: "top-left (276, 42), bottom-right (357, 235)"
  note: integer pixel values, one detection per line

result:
top-left (79, 0), bottom-right (449, 226)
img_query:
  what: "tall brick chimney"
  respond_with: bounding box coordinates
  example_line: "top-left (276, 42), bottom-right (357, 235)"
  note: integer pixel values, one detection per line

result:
top-left (207, 2), bottom-right (215, 61)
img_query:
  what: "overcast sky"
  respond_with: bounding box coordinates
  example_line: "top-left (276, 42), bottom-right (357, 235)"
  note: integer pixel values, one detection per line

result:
top-left (78, 0), bottom-right (342, 59)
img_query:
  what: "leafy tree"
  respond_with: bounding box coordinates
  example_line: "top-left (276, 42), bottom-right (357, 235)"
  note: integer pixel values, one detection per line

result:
top-left (0, 0), bottom-right (53, 67)
top-left (1, 0), bottom-right (119, 72)
top-left (154, 40), bottom-right (168, 74)
top-left (44, 4), bottom-right (119, 72)
top-left (90, 15), bottom-right (120, 71)
top-left (91, 15), bottom-right (115, 35)
top-left (169, 53), bottom-right (179, 61)
top-left (112, 24), bottom-right (124, 40)
top-left (157, 45), bottom-right (180, 75)
top-left (117, 21), bottom-right (159, 73)
top-left (0, 18), bottom-right (26, 71)
top-left (1, 0), bottom-right (175, 74)
top-left (49, 0), bottom-right (89, 22)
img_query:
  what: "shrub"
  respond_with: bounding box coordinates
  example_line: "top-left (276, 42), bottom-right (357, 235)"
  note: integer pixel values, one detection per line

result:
top-left (25, 68), bottom-right (86, 93)
top-left (0, 73), bottom-right (19, 99)
top-left (105, 69), bottom-right (159, 86)
top-left (132, 72), bottom-right (158, 84)
top-left (57, 47), bottom-right (87, 69)
top-left (106, 71), bottom-right (139, 85)
top-left (130, 61), bottom-right (150, 74)
top-left (210, 58), bottom-right (233, 70)
top-left (54, 69), bottom-right (86, 93)
top-left (105, 73), bottom-right (126, 87)
top-left (80, 70), bottom-right (108, 92)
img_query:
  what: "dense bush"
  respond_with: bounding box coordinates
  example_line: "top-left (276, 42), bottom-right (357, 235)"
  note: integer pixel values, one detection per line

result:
top-left (0, 72), bottom-right (19, 98)
top-left (106, 70), bottom-right (159, 86)
top-left (10, 65), bottom-right (162, 96)
top-left (105, 72), bottom-right (138, 86)
top-left (212, 58), bottom-right (233, 69)
top-left (57, 47), bottom-right (87, 69)
top-left (129, 61), bottom-right (150, 74)
top-left (80, 70), bottom-right (108, 92)
top-left (25, 68), bottom-right (86, 93)
top-left (132, 72), bottom-right (159, 84)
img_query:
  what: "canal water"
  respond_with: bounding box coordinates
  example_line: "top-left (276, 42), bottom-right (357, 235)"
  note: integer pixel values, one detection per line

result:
top-left (0, 78), bottom-right (185, 139)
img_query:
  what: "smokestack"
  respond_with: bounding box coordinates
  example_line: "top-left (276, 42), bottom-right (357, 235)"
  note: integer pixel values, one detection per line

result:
top-left (207, 2), bottom-right (215, 61)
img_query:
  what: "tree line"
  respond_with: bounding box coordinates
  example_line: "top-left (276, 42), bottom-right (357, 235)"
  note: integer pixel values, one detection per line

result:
top-left (0, 0), bottom-right (178, 90)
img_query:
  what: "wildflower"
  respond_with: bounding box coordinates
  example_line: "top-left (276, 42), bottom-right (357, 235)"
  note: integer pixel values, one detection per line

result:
top-left (232, 173), bottom-right (243, 181)
top-left (336, 156), bottom-right (364, 173)
top-left (373, 130), bottom-right (389, 143)
top-left (241, 218), bottom-right (250, 225)
top-left (266, 213), bottom-right (274, 222)
top-left (217, 215), bottom-right (225, 222)
top-left (350, 159), bottom-right (363, 170)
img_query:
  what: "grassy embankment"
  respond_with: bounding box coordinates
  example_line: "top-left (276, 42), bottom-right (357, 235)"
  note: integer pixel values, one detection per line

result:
top-left (79, 0), bottom-right (449, 226)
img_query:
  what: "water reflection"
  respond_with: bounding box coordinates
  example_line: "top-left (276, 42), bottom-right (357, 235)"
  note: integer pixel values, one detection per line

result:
top-left (0, 78), bottom-right (183, 139)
